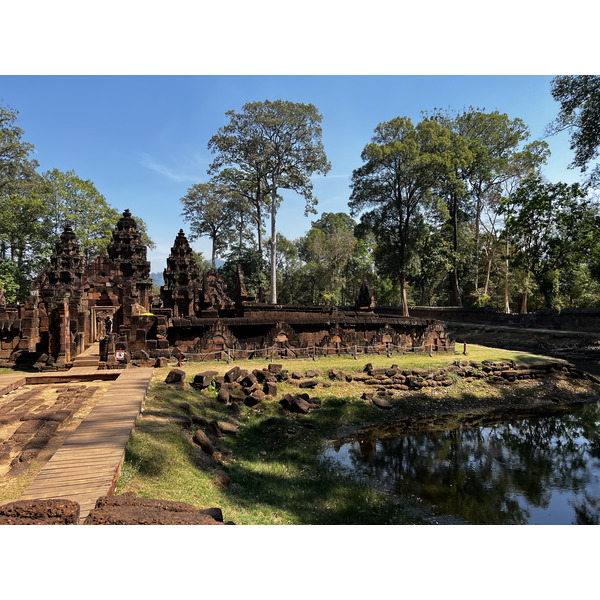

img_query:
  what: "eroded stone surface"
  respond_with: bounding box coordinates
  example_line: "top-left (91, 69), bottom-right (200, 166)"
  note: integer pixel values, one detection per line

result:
top-left (84, 494), bottom-right (228, 525)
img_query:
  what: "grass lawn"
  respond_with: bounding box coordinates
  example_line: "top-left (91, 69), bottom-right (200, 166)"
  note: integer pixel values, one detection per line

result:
top-left (115, 344), bottom-right (577, 525)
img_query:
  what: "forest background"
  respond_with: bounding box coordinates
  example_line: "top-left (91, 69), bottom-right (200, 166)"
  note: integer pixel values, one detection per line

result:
top-left (3, 76), bottom-right (600, 315)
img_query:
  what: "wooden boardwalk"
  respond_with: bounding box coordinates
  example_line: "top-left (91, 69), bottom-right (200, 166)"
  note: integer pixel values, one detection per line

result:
top-left (17, 366), bottom-right (154, 523)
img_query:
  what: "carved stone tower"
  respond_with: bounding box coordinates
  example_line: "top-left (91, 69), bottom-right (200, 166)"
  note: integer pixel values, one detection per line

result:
top-left (106, 209), bottom-right (153, 310)
top-left (161, 229), bottom-right (201, 317)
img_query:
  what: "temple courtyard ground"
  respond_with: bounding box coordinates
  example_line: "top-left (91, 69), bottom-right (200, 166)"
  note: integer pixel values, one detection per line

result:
top-left (114, 345), bottom-right (600, 524)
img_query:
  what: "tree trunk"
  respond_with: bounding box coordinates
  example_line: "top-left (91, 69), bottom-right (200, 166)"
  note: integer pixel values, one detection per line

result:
top-left (520, 269), bottom-right (530, 314)
top-left (269, 181), bottom-right (278, 304)
top-left (211, 237), bottom-right (217, 268)
top-left (256, 180), bottom-right (263, 255)
top-left (503, 236), bottom-right (510, 314)
top-left (451, 195), bottom-right (462, 306)
top-left (482, 254), bottom-right (493, 301)
top-left (400, 272), bottom-right (409, 317)
top-left (474, 191), bottom-right (482, 291)
top-left (450, 268), bottom-right (462, 306)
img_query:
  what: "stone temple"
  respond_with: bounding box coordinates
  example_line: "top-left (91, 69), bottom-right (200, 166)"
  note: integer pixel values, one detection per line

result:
top-left (0, 210), bottom-right (450, 369)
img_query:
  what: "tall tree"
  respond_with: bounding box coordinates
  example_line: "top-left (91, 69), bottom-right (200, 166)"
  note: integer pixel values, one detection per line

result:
top-left (209, 100), bottom-right (331, 304)
top-left (502, 174), bottom-right (588, 311)
top-left (351, 117), bottom-right (449, 314)
top-left (213, 167), bottom-right (269, 255)
top-left (430, 109), bottom-right (549, 295)
top-left (41, 169), bottom-right (126, 259)
top-left (419, 118), bottom-right (473, 306)
top-left (549, 75), bottom-right (600, 178)
top-left (298, 213), bottom-right (357, 305)
top-left (180, 180), bottom-right (235, 267)
top-left (0, 101), bottom-right (38, 197)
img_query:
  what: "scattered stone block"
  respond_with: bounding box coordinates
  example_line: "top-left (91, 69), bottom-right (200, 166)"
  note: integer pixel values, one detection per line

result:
top-left (280, 393), bottom-right (311, 414)
top-left (244, 393), bottom-right (262, 408)
top-left (208, 420), bottom-right (223, 438)
top-left (215, 470), bottom-right (230, 488)
top-left (299, 379), bottom-right (319, 389)
top-left (165, 368), bottom-right (186, 384)
top-left (217, 421), bottom-right (239, 435)
top-left (240, 372), bottom-right (258, 388)
top-left (193, 429), bottom-right (215, 455)
top-left (225, 366), bottom-right (242, 383)
top-left (84, 494), bottom-right (225, 525)
top-left (264, 381), bottom-right (278, 396)
top-left (192, 371), bottom-right (218, 390)
top-left (372, 396), bottom-right (393, 410)
top-left (0, 499), bottom-right (80, 525)
top-left (268, 363), bottom-right (283, 373)
top-left (305, 369), bottom-right (319, 378)
top-left (217, 384), bottom-right (231, 404)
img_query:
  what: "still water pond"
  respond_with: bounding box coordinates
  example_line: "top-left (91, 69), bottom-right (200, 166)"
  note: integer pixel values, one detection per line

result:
top-left (321, 403), bottom-right (600, 524)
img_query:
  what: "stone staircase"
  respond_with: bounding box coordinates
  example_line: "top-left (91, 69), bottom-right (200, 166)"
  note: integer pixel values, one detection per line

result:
top-left (71, 342), bottom-right (100, 369)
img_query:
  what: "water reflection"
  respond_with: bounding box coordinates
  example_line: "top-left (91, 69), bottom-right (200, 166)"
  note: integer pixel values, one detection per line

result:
top-left (321, 403), bottom-right (600, 524)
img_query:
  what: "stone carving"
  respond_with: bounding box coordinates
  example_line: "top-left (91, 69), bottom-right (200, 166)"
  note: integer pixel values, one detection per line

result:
top-left (201, 270), bottom-right (232, 312)
top-left (161, 230), bottom-right (201, 317)
top-left (355, 279), bottom-right (376, 310)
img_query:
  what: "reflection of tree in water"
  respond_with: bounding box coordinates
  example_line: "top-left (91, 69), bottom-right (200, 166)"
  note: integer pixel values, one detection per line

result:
top-left (340, 403), bottom-right (600, 524)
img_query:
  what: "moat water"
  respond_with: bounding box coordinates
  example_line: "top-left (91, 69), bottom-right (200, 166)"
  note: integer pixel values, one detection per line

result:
top-left (320, 402), bottom-right (600, 524)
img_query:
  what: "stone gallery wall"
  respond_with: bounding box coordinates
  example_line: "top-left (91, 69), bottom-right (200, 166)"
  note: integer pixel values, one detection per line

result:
top-left (407, 306), bottom-right (600, 332)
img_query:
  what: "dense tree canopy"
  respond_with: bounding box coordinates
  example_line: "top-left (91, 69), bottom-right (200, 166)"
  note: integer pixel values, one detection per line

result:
top-left (3, 91), bottom-right (600, 315)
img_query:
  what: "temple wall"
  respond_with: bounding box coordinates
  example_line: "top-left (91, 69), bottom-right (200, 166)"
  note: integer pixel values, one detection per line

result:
top-left (407, 306), bottom-right (600, 332)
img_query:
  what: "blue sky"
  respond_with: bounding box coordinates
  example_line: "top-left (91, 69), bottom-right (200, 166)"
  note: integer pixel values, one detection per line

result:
top-left (0, 75), bottom-right (581, 272)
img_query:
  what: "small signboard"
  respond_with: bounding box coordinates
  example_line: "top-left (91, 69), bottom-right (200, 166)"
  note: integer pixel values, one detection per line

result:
top-left (115, 350), bottom-right (125, 360)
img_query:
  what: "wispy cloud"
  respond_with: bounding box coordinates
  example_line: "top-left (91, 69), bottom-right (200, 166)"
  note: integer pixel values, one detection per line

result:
top-left (139, 152), bottom-right (208, 183)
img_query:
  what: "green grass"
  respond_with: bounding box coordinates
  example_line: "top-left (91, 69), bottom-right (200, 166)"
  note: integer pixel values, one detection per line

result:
top-left (116, 344), bottom-right (567, 525)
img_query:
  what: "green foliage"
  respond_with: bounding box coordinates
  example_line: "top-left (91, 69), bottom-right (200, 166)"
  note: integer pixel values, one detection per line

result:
top-left (180, 180), bottom-right (236, 267)
top-left (219, 247), bottom-right (268, 299)
top-left (209, 99), bottom-right (331, 303)
top-left (41, 169), bottom-right (120, 259)
top-left (192, 250), bottom-right (212, 274)
top-left (0, 101), bottom-right (38, 197)
top-left (549, 75), bottom-right (600, 173)
top-left (0, 259), bottom-right (28, 303)
top-left (500, 174), bottom-right (593, 310)
top-left (350, 117), bottom-right (436, 314)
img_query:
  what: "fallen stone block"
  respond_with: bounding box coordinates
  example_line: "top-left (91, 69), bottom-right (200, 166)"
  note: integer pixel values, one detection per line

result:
top-left (264, 381), bottom-right (277, 396)
top-left (372, 396), bottom-right (393, 410)
top-left (165, 368), bottom-right (186, 384)
top-left (299, 379), bottom-right (319, 389)
top-left (192, 371), bottom-right (218, 389)
top-left (224, 366), bottom-right (242, 383)
top-left (0, 499), bottom-right (80, 525)
top-left (84, 494), bottom-right (226, 525)
top-left (193, 429), bottom-right (215, 455)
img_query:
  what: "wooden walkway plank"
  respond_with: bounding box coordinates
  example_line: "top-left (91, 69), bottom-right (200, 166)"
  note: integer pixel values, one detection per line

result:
top-left (18, 367), bottom-right (154, 524)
